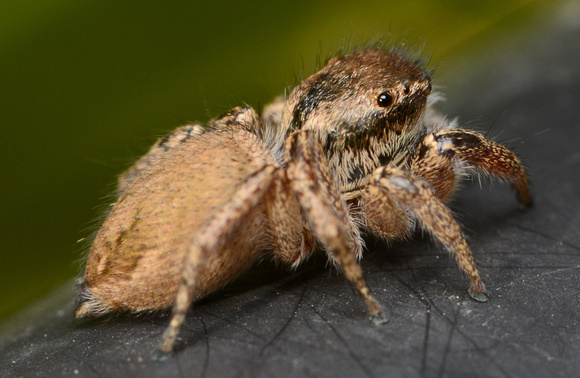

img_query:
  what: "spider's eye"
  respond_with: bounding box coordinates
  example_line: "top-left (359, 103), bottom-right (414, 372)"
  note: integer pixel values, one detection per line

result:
top-left (377, 92), bottom-right (393, 107)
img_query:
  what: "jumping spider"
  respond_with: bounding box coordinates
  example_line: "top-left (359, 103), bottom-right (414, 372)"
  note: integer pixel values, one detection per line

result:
top-left (75, 48), bottom-right (531, 354)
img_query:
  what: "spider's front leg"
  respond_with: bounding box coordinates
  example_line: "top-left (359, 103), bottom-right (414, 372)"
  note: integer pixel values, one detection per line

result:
top-left (367, 166), bottom-right (489, 302)
top-left (285, 130), bottom-right (387, 324)
top-left (412, 129), bottom-right (531, 206)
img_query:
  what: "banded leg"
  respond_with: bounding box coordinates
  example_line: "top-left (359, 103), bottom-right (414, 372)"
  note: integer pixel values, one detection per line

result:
top-left (414, 129), bottom-right (532, 206)
top-left (285, 130), bottom-right (386, 323)
top-left (369, 166), bottom-right (489, 302)
top-left (159, 165), bottom-right (277, 354)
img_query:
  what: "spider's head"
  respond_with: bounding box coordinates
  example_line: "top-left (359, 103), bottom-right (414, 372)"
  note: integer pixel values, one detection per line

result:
top-left (284, 49), bottom-right (431, 145)
top-left (282, 49), bottom-right (432, 190)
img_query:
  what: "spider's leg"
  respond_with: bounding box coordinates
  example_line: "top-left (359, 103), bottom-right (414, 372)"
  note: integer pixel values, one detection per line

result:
top-left (264, 170), bottom-right (316, 268)
top-left (369, 166), bottom-right (489, 302)
top-left (284, 130), bottom-right (386, 324)
top-left (160, 165), bottom-right (277, 354)
top-left (416, 129), bottom-right (532, 206)
top-left (362, 183), bottom-right (411, 240)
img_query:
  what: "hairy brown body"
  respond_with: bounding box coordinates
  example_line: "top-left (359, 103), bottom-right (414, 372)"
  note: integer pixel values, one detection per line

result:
top-left (76, 49), bottom-right (531, 354)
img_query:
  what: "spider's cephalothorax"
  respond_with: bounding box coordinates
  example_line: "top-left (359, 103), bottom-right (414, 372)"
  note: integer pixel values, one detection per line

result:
top-left (281, 50), bottom-right (432, 193)
top-left (76, 48), bottom-right (531, 354)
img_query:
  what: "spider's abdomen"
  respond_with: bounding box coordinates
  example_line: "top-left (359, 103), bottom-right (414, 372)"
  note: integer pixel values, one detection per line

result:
top-left (76, 131), bottom-right (274, 316)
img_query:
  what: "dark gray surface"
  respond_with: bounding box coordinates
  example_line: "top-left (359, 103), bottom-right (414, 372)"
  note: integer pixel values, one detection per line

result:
top-left (2, 11), bottom-right (579, 378)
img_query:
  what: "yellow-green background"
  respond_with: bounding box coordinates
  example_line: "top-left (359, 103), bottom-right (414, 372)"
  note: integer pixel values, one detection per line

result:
top-left (0, 0), bottom-right (558, 322)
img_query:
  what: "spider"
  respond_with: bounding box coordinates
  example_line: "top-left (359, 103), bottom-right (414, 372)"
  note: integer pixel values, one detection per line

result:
top-left (75, 48), bottom-right (531, 354)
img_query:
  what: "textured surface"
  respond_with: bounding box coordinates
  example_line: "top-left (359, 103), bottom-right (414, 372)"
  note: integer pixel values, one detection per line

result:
top-left (2, 10), bottom-right (579, 378)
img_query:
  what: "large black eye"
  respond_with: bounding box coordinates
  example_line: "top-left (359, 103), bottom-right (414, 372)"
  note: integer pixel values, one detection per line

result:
top-left (377, 92), bottom-right (393, 107)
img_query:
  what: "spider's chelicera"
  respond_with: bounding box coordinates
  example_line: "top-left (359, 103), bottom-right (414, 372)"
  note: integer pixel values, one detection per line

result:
top-left (75, 48), bottom-right (531, 354)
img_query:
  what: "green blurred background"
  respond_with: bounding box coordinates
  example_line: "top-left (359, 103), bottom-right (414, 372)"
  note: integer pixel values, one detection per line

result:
top-left (0, 0), bottom-right (560, 322)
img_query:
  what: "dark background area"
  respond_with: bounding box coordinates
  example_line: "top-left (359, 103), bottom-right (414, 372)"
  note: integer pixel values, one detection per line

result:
top-left (1, 1), bottom-right (579, 377)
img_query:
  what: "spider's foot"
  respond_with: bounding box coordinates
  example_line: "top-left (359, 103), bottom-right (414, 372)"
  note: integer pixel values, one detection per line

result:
top-left (152, 348), bottom-right (173, 362)
top-left (371, 311), bottom-right (389, 325)
top-left (468, 284), bottom-right (489, 302)
top-left (518, 197), bottom-right (534, 210)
